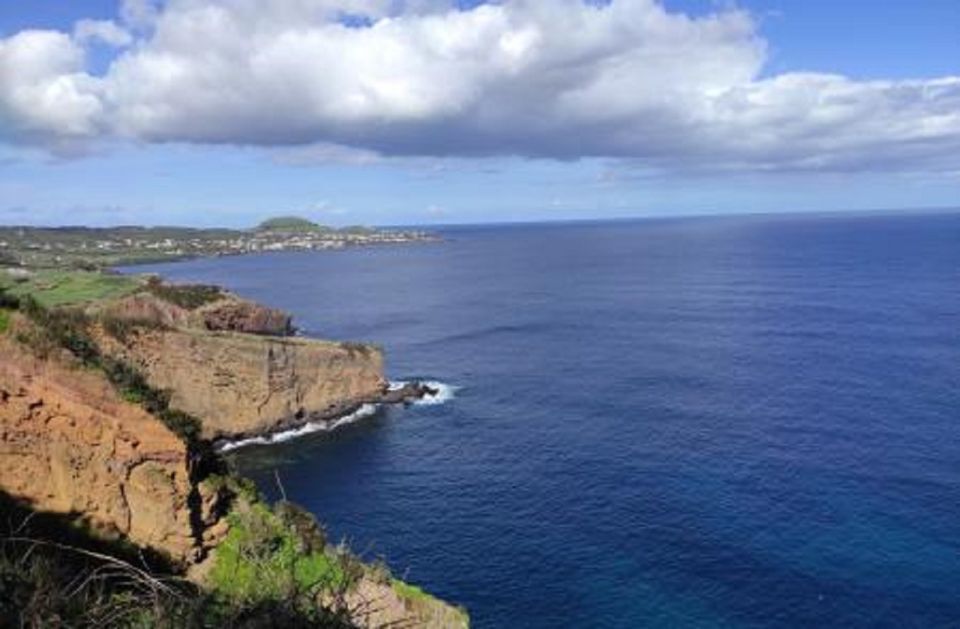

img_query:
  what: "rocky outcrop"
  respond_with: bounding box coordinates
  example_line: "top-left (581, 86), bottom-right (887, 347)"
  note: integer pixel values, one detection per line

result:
top-left (102, 290), bottom-right (292, 336)
top-left (95, 293), bottom-right (386, 440)
top-left (346, 579), bottom-right (469, 629)
top-left (0, 303), bottom-right (467, 626)
top-left (0, 334), bottom-right (221, 564)
top-left (95, 325), bottom-right (386, 441)
top-left (198, 299), bottom-right (294, 336)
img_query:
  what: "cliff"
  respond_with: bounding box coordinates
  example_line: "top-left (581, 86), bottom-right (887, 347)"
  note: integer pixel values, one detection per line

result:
top-left (0, 282), bottom-right (467, 627)
top-left (95, 292), bottom-right (386, 440)
top-left (0, 333), bottom-right (224, 564)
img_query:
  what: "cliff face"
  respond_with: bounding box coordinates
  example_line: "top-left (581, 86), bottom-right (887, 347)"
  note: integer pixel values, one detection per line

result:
top-left (0, 336), bottom-right (219, 564)
top-left (0, 299), bottom-right (467, 627)
top-left (96, 293), bottom-right (386, 440)
top-left (98, 328), bottom-right (385, 440)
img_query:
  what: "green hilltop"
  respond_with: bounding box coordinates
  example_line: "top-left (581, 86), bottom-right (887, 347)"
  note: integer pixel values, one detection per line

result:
top-left (256, 216), bottom-right (329, 232)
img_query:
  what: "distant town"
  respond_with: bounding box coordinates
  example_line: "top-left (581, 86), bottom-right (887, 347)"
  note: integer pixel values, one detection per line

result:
top-left (0, 216), bottom-right (437, 269)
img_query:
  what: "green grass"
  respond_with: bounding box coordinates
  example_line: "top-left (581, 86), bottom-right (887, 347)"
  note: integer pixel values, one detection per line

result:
top-left (392, 578), bottom-right (432, 602)
top-left (0, 491), bottom-right (353, 628)
top-left (0, 270), bottom-right (140, 307)
top-left (392, 578), bottom-right (470, 626)
top-left (209, 501), bottom-right (351, 611)
top-left (0, 309), bottom-right (10, 334)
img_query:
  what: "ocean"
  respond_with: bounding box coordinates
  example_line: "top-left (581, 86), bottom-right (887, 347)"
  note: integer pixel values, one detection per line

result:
top-left (129, 212), bottom-right (960, 628)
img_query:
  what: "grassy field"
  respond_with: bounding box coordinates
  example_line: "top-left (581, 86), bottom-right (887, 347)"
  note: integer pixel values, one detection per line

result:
top-left (0, 270), bottom-right (141, 308)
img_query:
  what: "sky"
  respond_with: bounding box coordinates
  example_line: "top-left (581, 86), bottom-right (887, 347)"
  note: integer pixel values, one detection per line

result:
top-left (0, 0), bottom-right (958, 227)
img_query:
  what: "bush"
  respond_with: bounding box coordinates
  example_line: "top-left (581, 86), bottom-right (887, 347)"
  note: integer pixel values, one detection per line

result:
top-left (0, 493), bottom-right (350, 628)
top-left (145, 277), bottom-right (223, 310)
top-left (209, 500), bottom-right (358, 623)
top-left (101, 313), bottom-right (167, 343)
top-left (274, 502), bottom-right (328, 554)
top-left (13, 297), bottom-right (98, 363)
top-left (159, 409), bottom-right (203, 445)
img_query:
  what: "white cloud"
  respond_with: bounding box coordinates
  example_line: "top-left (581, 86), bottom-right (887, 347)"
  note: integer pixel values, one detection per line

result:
top-left (0, 0), bottom-right (958, 173)
top-left (119, 0), bottom-right (163, 30)
top-left (0, 30), bottom-right (104, 146)
top-left (73, 20), bottom-right (133, 47)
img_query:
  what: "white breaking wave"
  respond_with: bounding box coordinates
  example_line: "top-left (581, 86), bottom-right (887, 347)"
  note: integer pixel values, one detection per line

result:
top-left (219, 380), bottom-right (458, 452)
top-left (218, 403), bottom-right (379, 452)
top-left (414, 380), bottom-right (460, 405)
top-left (388, 380), bottom-right (460, 406)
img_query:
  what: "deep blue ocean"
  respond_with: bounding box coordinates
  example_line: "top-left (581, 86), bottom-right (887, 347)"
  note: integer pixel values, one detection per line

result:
top-left (131, 212), bottom-right (960, 628)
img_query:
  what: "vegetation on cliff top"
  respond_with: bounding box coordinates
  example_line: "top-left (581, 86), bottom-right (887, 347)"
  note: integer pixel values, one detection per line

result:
top-left (203, 478), bottom-right (465, 626)
top-left (4, 287), bottom-right (205, 447)
top-left (0, 269), bottom-right (140, 307)
top-left (0, 268), bottom-right (230, 311)
top-left (0, 492), bottom-right (352, 628)
top-left (0, 288), bottom-right (467, 627)
top-left (1, 482), bottom-right (460, 628)
top-left (144, 276), bottom-right (225, 310)
top-left (208, 497), bottom-right (354, 617)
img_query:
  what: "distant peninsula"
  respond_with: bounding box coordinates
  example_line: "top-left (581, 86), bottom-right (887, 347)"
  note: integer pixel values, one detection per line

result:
top-left (0, 215), bottom-right (437, 269)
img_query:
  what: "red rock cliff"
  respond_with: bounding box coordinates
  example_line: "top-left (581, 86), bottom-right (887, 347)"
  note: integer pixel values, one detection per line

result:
top-left (95, 293), bottom-right (387, 440)
top-left (0, 334), bottom-right (218, 564)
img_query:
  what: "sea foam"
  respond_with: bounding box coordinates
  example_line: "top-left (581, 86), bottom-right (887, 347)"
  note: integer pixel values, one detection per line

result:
top-left (219, 380), bottom-right (457, 452)
top-left (218, 403), bottom-right (378, 452)
top-left (414, 380), bottom-right (460, 405)
top-left (388, 379), bottom-right (460, 405)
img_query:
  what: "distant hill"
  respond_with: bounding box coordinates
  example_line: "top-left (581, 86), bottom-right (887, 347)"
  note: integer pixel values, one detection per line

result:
top-left (256, 216), bottom-right (329, 232)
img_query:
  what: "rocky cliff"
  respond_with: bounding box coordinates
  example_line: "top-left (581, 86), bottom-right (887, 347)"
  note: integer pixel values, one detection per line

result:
top-left (0, 334), bottom-right (222, 564)
top-left (96, 292), bottom-right (386, 440)
top-left (0, 288), bottom-right (467, 627)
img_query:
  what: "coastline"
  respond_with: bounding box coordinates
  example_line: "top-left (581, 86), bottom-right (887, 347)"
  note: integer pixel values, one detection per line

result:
top-left (0, 238), bottom-right (471, 627)
top-left (99, 239), bottom-right (452, 451)
top-left (0, 221), bottom-right (440, 271)
top-left (214, 381), bottom-right (454, 452)
top-left (111, 234), bottom-right (442, 269)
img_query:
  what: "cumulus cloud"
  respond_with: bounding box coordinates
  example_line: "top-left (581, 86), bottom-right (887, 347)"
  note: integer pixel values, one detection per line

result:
top-left (73, 20), bottom-right (134, 47)
top-left (0, 0), bottom-right (958, 172)
top-left (0, 30), bottom-right (105, 147)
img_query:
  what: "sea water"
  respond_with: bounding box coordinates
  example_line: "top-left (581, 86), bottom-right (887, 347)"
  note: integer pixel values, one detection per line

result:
top-left (130, 212), bottom-right (960, 628)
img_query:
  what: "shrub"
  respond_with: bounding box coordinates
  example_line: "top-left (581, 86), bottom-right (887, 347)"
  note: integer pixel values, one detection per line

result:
top-left (0, 494), bottom-right (349, 628)
top-left (13, 297), bottom-right (97, 362)
top-left (158, 409), bottom-right (203, 445)
top-left (274, 501), bottom-right (328, 554)
top-left (145, 277), bottom-right (223, 310)
top-left (209, 500), bottom-right (356, 622)
top-left (100, 313), bottom-right (167, 343)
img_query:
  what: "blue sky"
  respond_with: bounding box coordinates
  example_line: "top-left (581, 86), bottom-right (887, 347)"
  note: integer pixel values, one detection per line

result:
top-left (0, 0), bottom-right (958, 227)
